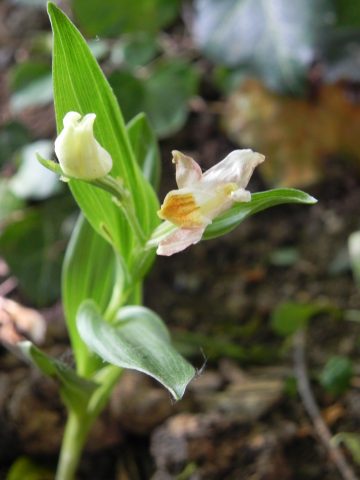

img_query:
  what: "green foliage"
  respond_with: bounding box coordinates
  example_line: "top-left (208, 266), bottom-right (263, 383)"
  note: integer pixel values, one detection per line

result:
top-left (268, 247), bottom-right (299, 267)
top-left (332, 433), bottom-right (360, 465)
top-left (72, 0), bottom-right (181, 37)
top-left (193, 0), bottom-right (335, 92)
top-left (9, 141), bottom-right (60, 200)
top-left (335, 0), bottom-right (360, 27)
top-left (0, 122), bottom-right (31, 165)
top-left (270, 302), bottom-right (325, 336)
top-left (108, 70), bottom-right (146, 121)
top-left (77, 301), bottom-right (196, 400)
top-left (6, 456), bottom-right (53, 480)
top-left (0, 200), bottom-right (73, 306)
top-left (19, 341), bottom-right (98, 412)
top-left (149, 188), bottom-right (317, 249)
top-left (10, 75), bottom-right (53, 113)
top-left (320, 355), bottom-right (353, 395)
top-left (62, 214), bottom-right (119, 377)
top-left (116, 34), bottom-right (159, 67)
top-left (205, 188), bottom-right (317, 240)
top-left (110, 60), bottom-right (200, 138)
top-left (49, 6), bottom-right (194, 403)
top-left (9, 61), bottom-right (50, 92)
top-left (48, 3), bottom-right (159, 263)
top-left (126, 113), bottom-right (161, 190)
top-left (144, 60), bottom-right (200, 138)
top-left (0, 181), bottom-right (24, 223)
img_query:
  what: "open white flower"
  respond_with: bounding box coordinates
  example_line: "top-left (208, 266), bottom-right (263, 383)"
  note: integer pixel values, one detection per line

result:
top-left (54, 112), bottom-right (112, 180)
top-left (157, 149), bottom-right (265, 256)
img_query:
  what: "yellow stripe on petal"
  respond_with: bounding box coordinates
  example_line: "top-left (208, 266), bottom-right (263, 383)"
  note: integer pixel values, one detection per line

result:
top-left (158, 191), bottom-right (206, 228)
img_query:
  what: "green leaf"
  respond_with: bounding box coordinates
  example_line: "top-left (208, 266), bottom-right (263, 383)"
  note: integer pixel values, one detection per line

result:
top-left (0, 180), bottom-right (24, 223)
top-left (62, 214), bottom-right (121, 377)
top-left (48, 3), bottom-right (159, 261)
top-left (9, 141), bottom-right (61, 200)
top-left (144, 59), bottom-right (200, 137)
top-left (9, 60), bottom-right (51, 92)
top-left (335, 0), bottom-right (360, 27)
top-left (110, 60), bottom-right (200, 138)
top-left (0, 200), bottom-right (73, 306)
top-left (270, 302), bottom-right (326, 336)
top-left (72, 0), bottom-right (181, 37)
top-left (77, 300), bottom-right (196, 400)
top-left (108, 70), bottom-right (147, 121)
top-left (204, 188), bottom-right (317, 240)
top-left (127, 113), bottom-right (161, 190)
top-left (10, 74), bottom-right (53, 113)
top-left (7, 456), bottom-right (53, 480)
top-left (19, 340), bottom-right (97, 412)
top-left (332, 433), bottom-right (360, 465)
top-left (193, 0), bottom-right (335, 92)
top-left (116, 34), bottom-right (159, 68)
top-left (148, 188), bottom-right (316, 249)
top-left (320, 355), bottom-right (353, 396)
top-left (36, 153), bottom-right (62, 175)
top-left (0, 121), bottom-right (31, 166)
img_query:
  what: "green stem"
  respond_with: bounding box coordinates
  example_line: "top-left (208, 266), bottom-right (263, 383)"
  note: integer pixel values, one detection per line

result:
top-left (55, 411), bottom-right (91, 480)
top-left (93, 175), bottom-right (146, 245)
top-left (56, 366), bottom-right (123, 480)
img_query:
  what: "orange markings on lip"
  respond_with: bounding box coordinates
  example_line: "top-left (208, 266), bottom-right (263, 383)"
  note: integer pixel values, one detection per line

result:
top-left (158, 192), bottom-right (204, 228)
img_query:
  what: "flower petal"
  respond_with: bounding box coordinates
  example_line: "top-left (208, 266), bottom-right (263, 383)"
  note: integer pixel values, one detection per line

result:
top-left (157, 226), bottom-right (205, 256)
top-left (55, 112), bottom-right (112, 180)
top-left (172, 150), bottom-right (203, 188)
top-left (201, 149), bottom-right (265, 188)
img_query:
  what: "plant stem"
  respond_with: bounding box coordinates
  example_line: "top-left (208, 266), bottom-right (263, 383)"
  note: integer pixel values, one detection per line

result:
top-left (55, 411), bottom-right (91, 480)
top-left (56, 367), bottom-right (123, 480)
top-left (93, 175), bottom-right (146, 245)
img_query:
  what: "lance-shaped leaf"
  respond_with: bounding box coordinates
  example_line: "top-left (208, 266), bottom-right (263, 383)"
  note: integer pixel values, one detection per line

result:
top-left (62, 214), bottom-right (126, 377)
top-left (77, 301), bottom-right (195, 400)
top-left (48, 3), bottom-right (159, 259)
top-left (127, 113), bottom-right (161, 192)
top-left (19, 340), bottom-right (97, 413)
top-left (148, 188), bottom-right (317, 249)
top-left (204, 188), bottom-right (317, 239)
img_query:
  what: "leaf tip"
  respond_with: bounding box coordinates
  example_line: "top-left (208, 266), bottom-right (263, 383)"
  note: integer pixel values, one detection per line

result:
top-left (306, 194), bottom-right (318, 205)
top-left (47, 2), bottom-right (56, 15)
top-left (47, 1), bottom-right (66, 23)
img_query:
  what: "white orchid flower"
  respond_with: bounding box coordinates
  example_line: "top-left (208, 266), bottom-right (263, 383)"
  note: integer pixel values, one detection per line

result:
top-left (157, 149), bottom-right (265, 256)
top-left (54, 112), bottom-right (112, 180)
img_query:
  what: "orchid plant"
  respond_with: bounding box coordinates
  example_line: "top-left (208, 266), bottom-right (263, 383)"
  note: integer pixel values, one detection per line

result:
top-left (15, 4), bottom-right (317, 479)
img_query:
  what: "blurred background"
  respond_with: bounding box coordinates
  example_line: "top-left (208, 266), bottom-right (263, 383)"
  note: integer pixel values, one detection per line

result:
top-left (0, 0), bottom-right (360, 478)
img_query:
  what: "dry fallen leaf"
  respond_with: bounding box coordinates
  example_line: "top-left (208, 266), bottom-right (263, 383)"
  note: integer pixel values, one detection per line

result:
top-left (223, 79), bottom-right (360, 187)
top-left (0, 297), bottom-right (46, 345)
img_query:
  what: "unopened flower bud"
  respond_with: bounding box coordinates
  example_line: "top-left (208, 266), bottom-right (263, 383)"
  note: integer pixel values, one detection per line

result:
top-left (54, 112), bottom-right (112, 180)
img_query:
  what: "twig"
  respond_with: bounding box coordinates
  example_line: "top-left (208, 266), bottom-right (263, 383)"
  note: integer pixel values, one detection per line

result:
top-left (293, 329), bottom-right (358, 480)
